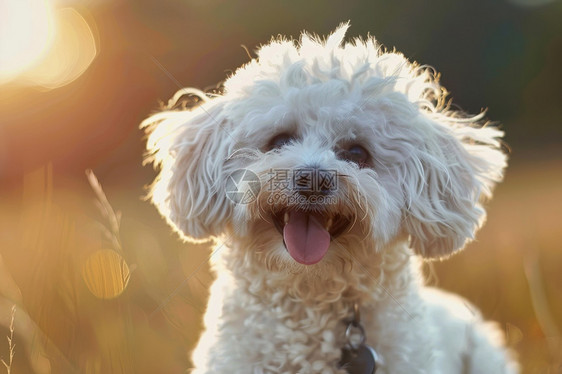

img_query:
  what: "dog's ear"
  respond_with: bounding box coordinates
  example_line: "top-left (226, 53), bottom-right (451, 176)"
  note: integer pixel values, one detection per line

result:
top-left (403, 114), bottom-right (507, 259)
top-left (142, 96), bottom-right (232, 242)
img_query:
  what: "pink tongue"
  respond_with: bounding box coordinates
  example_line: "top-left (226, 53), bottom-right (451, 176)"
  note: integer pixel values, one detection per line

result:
top-left (283, 211), bottom-right (331, 265)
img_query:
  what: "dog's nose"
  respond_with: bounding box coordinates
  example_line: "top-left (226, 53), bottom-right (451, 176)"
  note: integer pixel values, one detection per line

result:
top-left (293, 166), bottom-right (336, 198)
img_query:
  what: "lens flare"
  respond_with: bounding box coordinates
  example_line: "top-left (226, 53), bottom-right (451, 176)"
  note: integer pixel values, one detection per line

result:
top-left (0, 1), bottom-right (97, 89)
top-left (23, 7), bottom-right (98, 89)
top-left (82, 249), bottom-right (131, 299)
top-left (0, 0), bottom-right (55, 83)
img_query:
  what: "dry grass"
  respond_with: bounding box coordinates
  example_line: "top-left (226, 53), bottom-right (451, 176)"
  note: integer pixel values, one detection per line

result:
top-left (0, 159), bottom-right (560, 373)
top-left (1, 305), bottom-right (16, 374)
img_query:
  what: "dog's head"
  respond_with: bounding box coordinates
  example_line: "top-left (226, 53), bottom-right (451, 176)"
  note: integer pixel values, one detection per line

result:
top-left (143, 24), bottom-right (506, 269)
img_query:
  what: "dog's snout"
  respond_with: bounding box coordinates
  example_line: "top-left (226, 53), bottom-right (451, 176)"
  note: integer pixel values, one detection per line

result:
top-left (293, 166), bottom-right (336, 198)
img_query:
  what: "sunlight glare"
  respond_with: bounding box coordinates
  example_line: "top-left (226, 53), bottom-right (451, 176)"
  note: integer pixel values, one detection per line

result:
top-left (22, 7), bottom-right (98, 89)
top-left (0, 0), bottom-right (55, 84)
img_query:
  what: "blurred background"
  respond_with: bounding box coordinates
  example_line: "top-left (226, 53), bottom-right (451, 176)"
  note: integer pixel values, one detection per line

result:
top-left (0, 0), bottom-right (561, 372)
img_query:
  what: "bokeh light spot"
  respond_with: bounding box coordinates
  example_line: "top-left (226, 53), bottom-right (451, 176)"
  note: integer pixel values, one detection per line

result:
top-left (82, 249), bottom-right (131, 299)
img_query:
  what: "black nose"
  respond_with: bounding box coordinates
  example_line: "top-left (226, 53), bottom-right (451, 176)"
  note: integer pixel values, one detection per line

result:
top-left (293, 166), bottom-right (337, 198)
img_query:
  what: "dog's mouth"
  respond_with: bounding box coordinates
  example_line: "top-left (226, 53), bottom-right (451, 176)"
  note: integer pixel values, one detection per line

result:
top-left (271, 210), bottom-right (352, 265)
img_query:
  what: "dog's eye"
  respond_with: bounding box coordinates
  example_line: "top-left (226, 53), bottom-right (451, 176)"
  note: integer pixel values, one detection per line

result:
top-left (267, 133), bottom-right (295, 150)
top-left (340, 144), bottom-right (369, 166)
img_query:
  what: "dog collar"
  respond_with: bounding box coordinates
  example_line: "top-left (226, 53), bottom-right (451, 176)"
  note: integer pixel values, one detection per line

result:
top-left (338, 303), bottom-right (381, 374)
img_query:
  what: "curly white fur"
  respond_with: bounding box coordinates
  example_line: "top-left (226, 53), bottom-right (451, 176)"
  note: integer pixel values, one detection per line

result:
top-left (143, 23), bottom-right (519, 373)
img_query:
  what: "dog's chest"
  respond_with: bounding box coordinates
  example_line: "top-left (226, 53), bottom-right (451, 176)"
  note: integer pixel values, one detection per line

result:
top-left (213, 289), bottom-right (350, 372)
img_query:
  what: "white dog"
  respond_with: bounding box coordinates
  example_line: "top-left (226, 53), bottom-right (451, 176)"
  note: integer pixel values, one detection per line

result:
top-left (143, 24), bottom-right (519, 374)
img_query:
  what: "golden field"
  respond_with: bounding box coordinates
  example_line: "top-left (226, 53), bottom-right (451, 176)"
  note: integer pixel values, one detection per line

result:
top-left (0, 155), bottom-right (560, 373)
